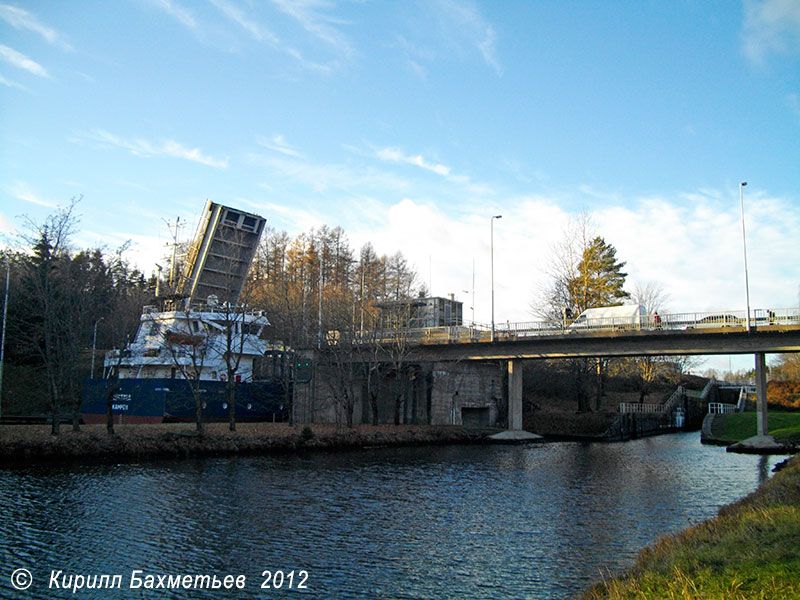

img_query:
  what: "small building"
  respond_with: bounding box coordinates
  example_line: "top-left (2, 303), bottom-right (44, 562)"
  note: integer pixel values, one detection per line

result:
top-left (375, 295), bottom-right (463, 329)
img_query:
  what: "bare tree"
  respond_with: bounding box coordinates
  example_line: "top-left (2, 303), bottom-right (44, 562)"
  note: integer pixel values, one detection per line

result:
top-left (630, 280), bottom-right (670, 315)
top-left (161, 306), bottom-right (212, 436)
top-left (16, 200), bottom-right (83, 435)
top-left (531, 212), bottom-right (593, 323)
top-left (628, 281), bottom-right (672, 401)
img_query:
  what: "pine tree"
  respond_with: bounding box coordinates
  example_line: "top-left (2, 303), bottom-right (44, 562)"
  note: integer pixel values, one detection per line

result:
top-left (568, 236), bottom-right (629, 313)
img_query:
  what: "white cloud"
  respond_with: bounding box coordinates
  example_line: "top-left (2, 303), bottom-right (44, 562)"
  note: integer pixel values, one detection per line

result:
top-left (6, 181), bottom-right (57, 208)
top-left (742, 0), bottom-right (800, 64)
top-left (594, 190), bottom-right (800, 313)
top-left (270, 0), bottom-right (355, 60)
top-left (0, 4), bottom-right (72, 51)
top-left (210, 0), bottom-right (279, 44)
top-left (85, 130), bottom-right (228, 168)
top-left (0, 210), bottom-right (16, 236)
top-left (430, 0), bottom-right (503, 76)
top-left (327, 188), bottom-right (799, 327)
top-left (147, 0), bottom-right (198, 31)
top-left (0, 73), bottom-right (29, 91)
top-left (256, 134), bottom-right (304, 158)
top-left (0, 44), bottom-right (49, 77)
top-left (249, 152), bottom-right (410, 194)
top-left (376, 147), bottom-right (451, 177)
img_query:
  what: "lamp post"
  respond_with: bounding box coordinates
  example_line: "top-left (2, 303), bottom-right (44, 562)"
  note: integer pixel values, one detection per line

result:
top-left (739, 182), bottom-right (751, 331)
top-left (490, 215), bottom-right (502, 342)
top-left (91, 317), bottom-right (104, 378)
top-left (0, 260), bottom-right (9, 420)
top-left (462, 259), bottom-right (475, 326)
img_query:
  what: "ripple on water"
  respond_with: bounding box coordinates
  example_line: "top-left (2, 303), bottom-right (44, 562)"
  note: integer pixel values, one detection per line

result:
top-left (0, 432), bottom-right (789, 600)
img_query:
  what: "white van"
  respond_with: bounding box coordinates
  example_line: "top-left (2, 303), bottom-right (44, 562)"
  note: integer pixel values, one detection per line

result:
top-left (568, 304), bottom-right (648, 331)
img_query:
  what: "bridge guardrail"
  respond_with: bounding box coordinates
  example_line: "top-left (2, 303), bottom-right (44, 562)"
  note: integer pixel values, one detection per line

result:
top-left (342, 307), bottom-right (800, 347)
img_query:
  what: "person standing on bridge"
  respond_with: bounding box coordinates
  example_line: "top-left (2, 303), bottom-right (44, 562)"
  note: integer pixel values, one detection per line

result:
top-left (653, 311), bottom-right (661, 329)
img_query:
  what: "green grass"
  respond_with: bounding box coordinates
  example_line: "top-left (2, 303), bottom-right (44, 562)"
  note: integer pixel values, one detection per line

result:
top-left (721, 412), bottom-right (800, 443)
top-left (578, 454), bottom-right (800, 599)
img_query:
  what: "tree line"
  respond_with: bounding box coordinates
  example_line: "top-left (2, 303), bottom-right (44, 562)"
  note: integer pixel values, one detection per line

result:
top-left (246, 224), bottom-right (422, 350)
top-left (0, 201), bottom-right (424, 432)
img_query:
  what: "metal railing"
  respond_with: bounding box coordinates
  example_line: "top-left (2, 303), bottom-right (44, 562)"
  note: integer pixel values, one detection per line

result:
top-left (619, 402), bottom-right (665, 414)
top-left (619, 385), bottom-right (685, 415)
top-left (708, 402), bottom-right (738, 414)
top-left (662, 386), bottom-right (686, 413)
top-left (356, 307), bottom-right (800, 346)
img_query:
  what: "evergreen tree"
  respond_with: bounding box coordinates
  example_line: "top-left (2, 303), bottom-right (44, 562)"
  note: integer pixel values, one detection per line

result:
top-left (567, 236), bottom-right (629, 313)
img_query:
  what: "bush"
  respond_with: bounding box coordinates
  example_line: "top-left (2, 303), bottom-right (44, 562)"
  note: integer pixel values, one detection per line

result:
top-left (300, 426), bottom-right (314, 441)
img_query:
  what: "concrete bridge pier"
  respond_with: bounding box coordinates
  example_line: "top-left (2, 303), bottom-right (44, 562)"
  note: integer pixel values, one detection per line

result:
top-left (755, 352), bottom-right (768, 437)
top-left (508, 359), bottom-right (523, 430)
top-left (489, 359), bottom-right (542, 442)
top-left (731, 351), bottom-right (783, 452)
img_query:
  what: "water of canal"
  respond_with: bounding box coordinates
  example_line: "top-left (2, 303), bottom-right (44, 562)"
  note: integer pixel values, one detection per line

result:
top-left (0, 432), bottom-right (789, 599)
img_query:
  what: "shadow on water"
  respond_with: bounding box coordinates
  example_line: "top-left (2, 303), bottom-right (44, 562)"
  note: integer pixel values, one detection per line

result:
top-left (0, 432), bottom-right (790, 600)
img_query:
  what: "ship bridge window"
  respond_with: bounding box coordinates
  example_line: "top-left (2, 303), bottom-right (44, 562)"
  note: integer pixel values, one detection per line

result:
top-left (224, 209), bottom-right (240, 225)
top-left (241, 215), bottom-right (258, 232)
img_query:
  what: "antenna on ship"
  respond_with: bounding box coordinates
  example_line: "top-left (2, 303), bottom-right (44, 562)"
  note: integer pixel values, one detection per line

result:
top-left (162, 216), bottom-right (185, 295)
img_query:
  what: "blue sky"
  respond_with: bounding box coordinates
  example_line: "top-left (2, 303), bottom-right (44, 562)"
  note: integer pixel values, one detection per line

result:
top-left (2, 0), bottom-right (799, 372)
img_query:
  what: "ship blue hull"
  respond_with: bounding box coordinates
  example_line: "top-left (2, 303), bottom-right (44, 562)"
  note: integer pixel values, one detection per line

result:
top-left (81, 378), bottom-right (289, 424)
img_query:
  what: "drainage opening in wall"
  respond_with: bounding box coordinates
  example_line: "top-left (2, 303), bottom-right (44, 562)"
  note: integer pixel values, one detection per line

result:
top-left (461, 407), bottom-right (490, 426)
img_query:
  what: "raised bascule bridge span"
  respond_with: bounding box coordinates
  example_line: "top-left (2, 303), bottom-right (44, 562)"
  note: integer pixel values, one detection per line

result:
top-left (360, 307), bottom-right (800, 441)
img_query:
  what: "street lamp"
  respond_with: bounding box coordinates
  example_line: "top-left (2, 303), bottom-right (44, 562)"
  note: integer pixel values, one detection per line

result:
top-left (739, 182), bottom-right (751, 330)
top-left (490, 215), bottom-right (502, 342)
top-left (0, 259), bottom-right (9, 420)
top-left (462, 259), bottom-right (475, 326)
top-left (91, 317), bottom-right (105, 378)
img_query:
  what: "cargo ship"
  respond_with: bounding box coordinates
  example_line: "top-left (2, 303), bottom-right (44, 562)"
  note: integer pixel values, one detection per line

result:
top-left (81, 201), bottom-right (291, 424)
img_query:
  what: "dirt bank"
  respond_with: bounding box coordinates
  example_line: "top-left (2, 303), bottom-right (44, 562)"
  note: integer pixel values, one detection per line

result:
top-left (0, 423), bottom-right (500, 466)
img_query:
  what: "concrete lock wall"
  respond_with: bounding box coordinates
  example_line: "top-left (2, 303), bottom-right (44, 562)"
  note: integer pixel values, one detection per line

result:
top-left (292, 356), bottom-right (506, 427)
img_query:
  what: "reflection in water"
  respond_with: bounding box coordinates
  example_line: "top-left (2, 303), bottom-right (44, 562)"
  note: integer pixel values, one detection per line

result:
top-left (0, 432), bottom-right (788, 600)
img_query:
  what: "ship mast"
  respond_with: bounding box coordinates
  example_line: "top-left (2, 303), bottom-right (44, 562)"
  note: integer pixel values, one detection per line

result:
top-left (162, 216), bottom-right (184, 295)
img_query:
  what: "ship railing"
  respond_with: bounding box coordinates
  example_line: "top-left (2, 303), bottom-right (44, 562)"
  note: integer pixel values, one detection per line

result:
top-left (143, 303), bottom-right (269, 319)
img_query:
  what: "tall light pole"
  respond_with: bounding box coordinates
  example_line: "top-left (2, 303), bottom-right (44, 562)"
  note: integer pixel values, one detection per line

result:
top-left (490, 215), bottom-right (502, 342)
top-left (462, 259), bottom-right (475, 326)
top-left (0, 259), bottom-right (9, 420)
top-left (739, 182), bottom-right (751, 330)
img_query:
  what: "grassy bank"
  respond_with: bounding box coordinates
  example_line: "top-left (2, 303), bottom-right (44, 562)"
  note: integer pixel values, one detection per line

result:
top-left (720, 412), bottom-right (800, 445)
top-left (578, 453), bottom-right (800, 600)
top-left (0, 423), bottom-right (498, 465)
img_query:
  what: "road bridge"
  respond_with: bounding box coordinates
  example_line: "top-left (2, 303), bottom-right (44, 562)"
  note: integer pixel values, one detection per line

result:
top-left (365, 307), bottom-right (800, 445)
